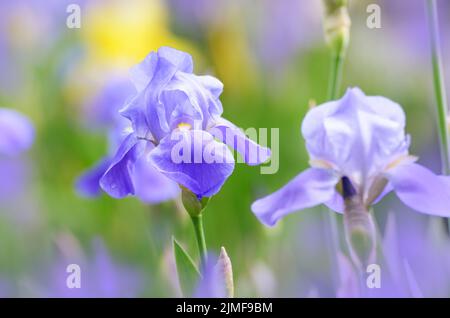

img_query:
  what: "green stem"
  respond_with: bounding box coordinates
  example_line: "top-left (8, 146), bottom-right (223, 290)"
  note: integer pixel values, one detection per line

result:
top-left (191, 214), bottom-right (208, 267)
top-left (324, 48), bottom-right (346, 292)
top-left (426, 0), bottom-right (450, 175)
top-left (327, 50), bottom-right (345, 100)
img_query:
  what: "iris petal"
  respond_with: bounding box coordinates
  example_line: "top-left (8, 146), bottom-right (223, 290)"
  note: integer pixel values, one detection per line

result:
top-left (76, 157), bottom-right (112, 197)
top-left (100, 134), bottom-right (146, 198)
top-left (133, 154), bottom-right (180, 203)
top-left (149, 130), bottom-right (235, 198)
top-left (251, 168), bottom-right (339, 226)
top-left (210, 118), bottom-right (271, 165)
top-left (385, 163), bottom-right (450, 217)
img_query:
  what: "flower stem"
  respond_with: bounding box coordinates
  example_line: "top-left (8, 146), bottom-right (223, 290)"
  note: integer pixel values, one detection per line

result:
top-left (324, 1), bottom-right (350, 292)
top-left (426, 0), bottom-right (450, 232)
top-left (426, 0), bottom-right (450, 175)
top-left (327, 50), bottom-right (345, 100)
top-left (191, 214), bottom-right (208, 267)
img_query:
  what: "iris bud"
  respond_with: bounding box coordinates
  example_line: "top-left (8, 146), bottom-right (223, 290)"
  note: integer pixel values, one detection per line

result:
top-left (322, 0), bottom-right (351, 56)
top-left (181, 186), bottom-right (210, 217)
top-left (215, 247), bottom-right (234, 298)
top-left (342, 177), bottom-right (376, 268)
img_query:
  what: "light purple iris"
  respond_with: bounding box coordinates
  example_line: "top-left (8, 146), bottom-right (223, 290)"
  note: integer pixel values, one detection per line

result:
top-left (194, 255), bottom-right (227, 298)
top-left (252, 87), bottom-right (450, 226)
top-left (76, 76), bottom-right (180, 204)
top-left (0, 108), bottom-right (34, 157)
top-left (99, 47), bottom-right (270, 199)
top-left (0, 108), bottom-right (34, 201)
top-left (46, 239), bottom-right (143, 298)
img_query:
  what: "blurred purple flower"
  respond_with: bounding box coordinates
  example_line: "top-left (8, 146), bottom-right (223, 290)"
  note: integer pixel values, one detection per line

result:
top-left (252, 0), bottom-right (321, 71)
top-left (0, 108), bottom-right (34, 202)
top-left (0, 108), bottom-right (34, 157)
top-left (99, 47), bottom-right (270, 199)
top-left (334, 211), bottom-right (450, 298)
top-left (168, 0), bottom-right (321, 72)
top-left (47, 240), bottom-right (143, 298)
top-left (0, 0), bottom-right (86, 92)
top-left (76, 75), bottom-right (180, 204)
top-left (252, 87), bottom-right (450, 226)
top-left (194, 254), bottom-right (227, 298)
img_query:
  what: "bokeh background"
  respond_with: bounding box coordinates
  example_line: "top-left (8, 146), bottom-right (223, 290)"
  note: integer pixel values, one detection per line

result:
top-left (1, 0), bottom-right (450, 297)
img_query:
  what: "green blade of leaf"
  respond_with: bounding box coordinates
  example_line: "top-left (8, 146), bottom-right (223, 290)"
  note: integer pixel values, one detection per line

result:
top-left (172, 236), bottom-right (200, 297)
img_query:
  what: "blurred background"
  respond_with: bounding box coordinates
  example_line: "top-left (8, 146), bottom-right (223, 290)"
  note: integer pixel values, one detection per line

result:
top-left (1, 0), bottom-right (450, 297)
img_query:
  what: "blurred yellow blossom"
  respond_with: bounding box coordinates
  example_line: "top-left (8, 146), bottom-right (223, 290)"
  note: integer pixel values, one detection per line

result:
top-left (66, 0), bottom-right (198, 107)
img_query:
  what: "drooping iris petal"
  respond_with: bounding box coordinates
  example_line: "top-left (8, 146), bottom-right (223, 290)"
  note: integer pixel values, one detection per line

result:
top-left (100, 134), bottom-right (146, 198)
top-left (251, 168), bottom-right (339, 226)
top-left (76, 157), bottom-right (112, 197)
top-left (385, 163), bottom-right (450, 217)
top-left (0, 108), bottom-right (34, 156)
top-left (149, 129), bottom-right (235, 198)
top-left (324, 191), bottom-right (344, 213)
top-left (133, 153), bottom-right (180, 203)
top-left (210, 118), bottom-right (271, 165)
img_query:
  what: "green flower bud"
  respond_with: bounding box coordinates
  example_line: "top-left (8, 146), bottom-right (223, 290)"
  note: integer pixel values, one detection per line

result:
top-left (322, 0), bottom-right (351, 56)
top-left (215, 247), bottom-right (234, 298)
top-left (181, 186), bottom-right (210, 218)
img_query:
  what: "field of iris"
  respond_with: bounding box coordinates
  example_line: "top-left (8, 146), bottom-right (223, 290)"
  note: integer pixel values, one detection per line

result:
top-left (1, 0), bottom-right (450, 297)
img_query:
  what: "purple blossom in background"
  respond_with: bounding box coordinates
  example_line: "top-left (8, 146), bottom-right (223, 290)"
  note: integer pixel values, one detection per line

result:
top-left (0, 108), bottom-right (34, 202)
top-left (0, 0), bottom-right (86, 92)
top-left (76, 75), bottom-right (180, 204)
top-left (47, 240), bottom-right (142, 298)
top-left (334, 211), bottom-right (450, 298)
top-left (252, 87), bottom-right (450, 226)
top-left (251, 0), bottom-right (321, 71)
top-left (0, 108), bottom-right (34, 157)
top-left (168, 0), bottom-right (321, 72)
top-left (99, 47), bottom-right (270, 199)
top-left (194, 255), bottom-right (227, 298)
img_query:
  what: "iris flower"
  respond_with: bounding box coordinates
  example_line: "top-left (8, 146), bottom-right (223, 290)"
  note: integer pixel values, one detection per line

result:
top-left (76, 76), bottom-right (180, 204)
top-left (0, 108), bottom-right (34, 202)
top-left (100, 47), bottom-right (270, 199)
top-left (252, 87), bottom-right (450, 226)
top-left (0, 108), bottom-right (34, 157)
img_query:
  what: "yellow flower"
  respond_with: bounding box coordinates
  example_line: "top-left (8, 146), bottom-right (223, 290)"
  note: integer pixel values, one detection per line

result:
top-left (82, 0), bottom-right (194, 68)
top-left (66, 0), bottom-right (198, 108)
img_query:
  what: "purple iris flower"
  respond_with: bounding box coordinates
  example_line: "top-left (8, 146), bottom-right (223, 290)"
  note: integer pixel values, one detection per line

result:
top-left (76, 76), bottom-right (180, 203)
top-left (194, 255), bottom-right (227, 298)
top-left (46, 239), bottom-right (143, 298)
top-left (0, 108), bottom-right (34, 201)
top-left (99, 47), bottom-right (270, 199)
top-left (0, 108), bottom-right (34, 157)
top-left (252, 87), bottom-right (450, 226)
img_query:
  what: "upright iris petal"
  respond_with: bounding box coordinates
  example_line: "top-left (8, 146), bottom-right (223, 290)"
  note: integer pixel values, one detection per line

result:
top-left (100, 46), bottom-right (270, 199)
top-left (252, 87), bottom-right (450, 227)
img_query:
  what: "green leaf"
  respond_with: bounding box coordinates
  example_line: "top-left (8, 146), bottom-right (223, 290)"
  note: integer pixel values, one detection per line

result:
top-left (172, 237), bottom-right (201, 297)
